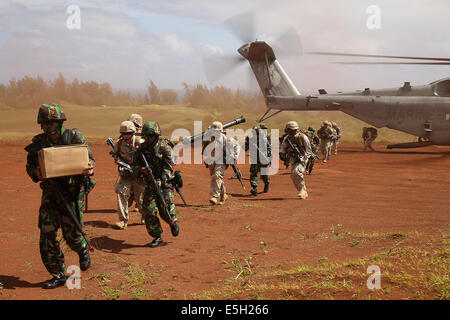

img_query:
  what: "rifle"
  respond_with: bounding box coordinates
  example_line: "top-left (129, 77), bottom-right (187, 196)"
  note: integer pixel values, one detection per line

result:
top-left (286, 137), bottom-right (306, 167)
top-left (230, 162), bottom-right (246, 190)
top-left (140, 152), bottom-right (173, 221)
top-left (44, 179), bottom-right (94, 252)
top-left (172, 170), bottom-right (187, 205)
top-left (105, 138), bottom-right (133, 175)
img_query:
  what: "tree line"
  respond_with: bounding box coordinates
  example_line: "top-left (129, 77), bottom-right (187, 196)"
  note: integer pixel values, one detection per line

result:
top-left (0, 74), bottom-right (264, 111)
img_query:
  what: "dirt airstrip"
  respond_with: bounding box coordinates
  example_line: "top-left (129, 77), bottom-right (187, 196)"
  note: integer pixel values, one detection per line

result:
top-left (0, 140), bottom-right (449, 300)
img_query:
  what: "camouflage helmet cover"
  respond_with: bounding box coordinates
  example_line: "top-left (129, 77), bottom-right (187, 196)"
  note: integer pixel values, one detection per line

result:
top-left (308, 126), bottom-right (316, 132)
top-left (285, 121), bottom-right (299, 131)
top-left (128, 113), bottom-right (143, 128)
top-left (142, 121), bottom-right (161, 136)
top-left (37, 103), bottom-right (67, 124)
top-left (120, 120), bottom-right (136, 133)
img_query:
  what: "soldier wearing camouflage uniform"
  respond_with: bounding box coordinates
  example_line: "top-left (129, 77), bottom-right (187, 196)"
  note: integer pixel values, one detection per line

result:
top-left (331, 122), bottom-right (341, 155)
top-left (25, 104), bottom-right (94, 289)
top-left (127, 114), bottom-right (144, 213)
top-left (202, 121), bottom-right (240, 205)
top-left (245, 124), bottom-right (272, 196)
top-left (280, 121), bottom-right (312, 199)
top-left (362, 127), bottom-right (378, 151)
top-left (305, 126), bottom-right (320, 175)
top-left (113, 121), bottom-right (146, 230)
top-left (279, 129), bottom-right (290, 169)
top-left (132, 121), bottom-right (179, 248)
top-left (317, 121), bottom-right (334, 163)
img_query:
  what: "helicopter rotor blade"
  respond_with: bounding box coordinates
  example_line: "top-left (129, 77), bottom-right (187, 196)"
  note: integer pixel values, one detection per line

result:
top-left (202, 54), bottom-right (246, 84)
top-left (334, 61), bottom-right (450, 65)
top-left (273, 27), bottom-right (303, 58)
top-left (309, 51), bottom-right (450, 62)
top-left (224, 11), bottom-right (256, 44)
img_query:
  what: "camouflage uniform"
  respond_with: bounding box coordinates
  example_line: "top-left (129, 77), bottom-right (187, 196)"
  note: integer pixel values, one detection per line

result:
top-left (245, 124), bottom-right (272, 195)
top-left (279, 132), bottom-right (290, 168)
top-left (331, 122), bottom-right (341, 155)
top-left (25, 104), bottom-right (94, 285)
top-left (305, 126), bottom-right (320, 174)
top-left (280, 121), bottom-right (312, 199)
top-left (363, 127), bottom-right (378, 151)
top-left (114, 121), bottom-right (145, 228)
top-left (202, 121), bottom-right (240, 204)
top-left (317, 121), bottom-right (334, 162)
top-left (132, 121), bottom-right (178, 246)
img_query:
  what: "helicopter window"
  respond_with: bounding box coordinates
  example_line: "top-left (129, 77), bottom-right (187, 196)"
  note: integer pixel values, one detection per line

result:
top-left (433, 79), bottom-right (450, 97)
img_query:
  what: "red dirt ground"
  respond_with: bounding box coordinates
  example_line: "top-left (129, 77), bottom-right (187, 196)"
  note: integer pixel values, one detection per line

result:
top-left (0, 140), bottom-right (449, 300)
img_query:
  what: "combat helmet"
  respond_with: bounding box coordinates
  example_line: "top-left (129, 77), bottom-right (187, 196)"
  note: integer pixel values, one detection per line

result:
top-left (259, 123), bottom-right (268, 130)
top-left (142, 121), bottom-right (161, 136)
top-left (37, 103), bottom-right (66, 124)
top-left (285, 121), bottom-right (299, 131)
top-left (308, 126), bottom-right (316, 132)
top-left (120, 120), bottom-right (136, 134)
top-left (128, 114), bottom-right (143, 129)
top-left (210, 121), bottom-right (224, 132)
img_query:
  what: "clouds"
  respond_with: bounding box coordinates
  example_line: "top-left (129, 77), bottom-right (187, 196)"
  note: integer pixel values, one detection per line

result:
top-left (0, 0), bottom-right (449, 93)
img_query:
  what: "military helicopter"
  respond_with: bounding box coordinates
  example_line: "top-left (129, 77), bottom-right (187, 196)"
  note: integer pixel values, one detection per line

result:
top-left (238, 42), bottom-right (450, 148)
top-left (205, 13), bottom-right (450, 149)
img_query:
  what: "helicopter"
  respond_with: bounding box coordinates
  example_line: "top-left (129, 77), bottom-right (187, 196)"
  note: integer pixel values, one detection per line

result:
top-left (236, 40), bottom-right (450, 149)
top-left (237, 41), bottom-right (450, 149)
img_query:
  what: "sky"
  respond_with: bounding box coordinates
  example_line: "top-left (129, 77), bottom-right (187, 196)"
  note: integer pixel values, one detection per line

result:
top-left (1, 0), bottom-right (449, 94)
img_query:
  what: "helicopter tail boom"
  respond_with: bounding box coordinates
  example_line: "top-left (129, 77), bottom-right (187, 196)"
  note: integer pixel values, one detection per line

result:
top-left (238, 41), bottom-right (300, 99)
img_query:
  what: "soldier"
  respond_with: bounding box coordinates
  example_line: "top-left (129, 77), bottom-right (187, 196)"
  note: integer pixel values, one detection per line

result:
top-left (362, 127), bottom-right (378, 151)
top-left (127, 113), bottom-right (144, 212)
top-left (128, 113), bottom-right (144, 135)
top-left (331, 122), bottom-right (341, 155)
top-left (202, 121), bottom-right (240, 205)
top-left (113, 121), bottom-right (146, 230)
top-left (25, 104), bottom-right (94, 289)
top-left (317, 121), bottom-right (334, 163)
top-left (305, 126), bottom-right (320, 175)
top-left (245, 124), bottom-right (272, 196)
top-left (279, 129), bottom-right (290, 169)
top-left (132, 121), bottom-right (179, 248)
top-left (279, 121), bottom-right (312, 199)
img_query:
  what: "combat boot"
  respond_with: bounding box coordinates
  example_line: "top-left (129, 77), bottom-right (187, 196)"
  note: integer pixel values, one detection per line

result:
top-left (298, 188), bottom-right (308, 200)
top-left (218, 193), bottom-right (228, 205)
top-left (209, 197), bottom-right (218, 205)
top-left (115, 221), bottom-right (127, 230)
top-left (251, 186), bottom-right (258, 196)
top-left (263, 183), bottom-right (269, 193)
top-left (170, 221), bottom-right (179, 237)
top-left (79, 248), bottom-right (91, 271)
top-left (149, 237), bottom-right (163, 248)
top-left (42, 276), bottom-right (66, 289)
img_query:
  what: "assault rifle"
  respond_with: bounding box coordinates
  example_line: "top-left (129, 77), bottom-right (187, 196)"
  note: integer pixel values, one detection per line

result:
top-left (286, 137), bottom-right (306, 167)
top-left (140, 152), bottom-right (172, 221)
top-left (44, 179), bottom-right (94, 252)
top-left (105, 138), bottom-right (133, 175)
top-left (172, 170), bottom-right (187, 205)
top-left (230, 162), bottom-right (246, 190)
